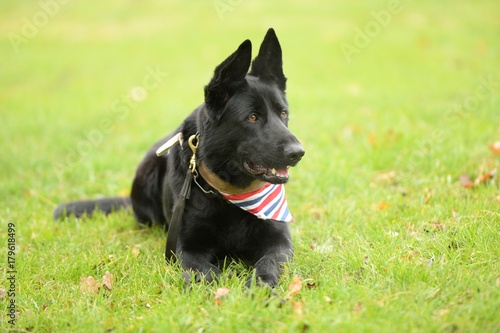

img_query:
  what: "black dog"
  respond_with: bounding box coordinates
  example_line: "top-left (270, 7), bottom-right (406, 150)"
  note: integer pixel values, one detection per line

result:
top-left (55, 28), bottom-right (305, 287)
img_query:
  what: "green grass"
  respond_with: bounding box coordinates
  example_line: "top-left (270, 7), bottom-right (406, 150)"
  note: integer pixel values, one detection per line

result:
top-left (1, 0), bottom-right (500, 332)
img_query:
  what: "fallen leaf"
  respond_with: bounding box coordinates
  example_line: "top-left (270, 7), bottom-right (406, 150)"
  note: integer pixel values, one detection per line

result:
top-left (288, 275), bottom-right (302, 296)
top-left (474, 169), bottom-right (496, 186)
top-left (489, 141), bottom-right (500, 155)
top-left (80, 276), bottom-right (100, 295)
top-left (496, 196), bottom-right (500, 204)
top-left (314, 244), bottom-right (334, 254)
top-left (437, 308), bottom-right (450, 317)
top-left (401, 250), bottom-right (421, 262)
top-left (462, 169), bottom-right (497, 189)
top-left (132, 246), bottom-right (140, 258)
top-left (387, 231), bottom-right (399, 238)
top-left (378, 201), bottom-right (390, 211)
top-left (371, 170), bottom-right (397, 187)
top-left (428, 221), bottom-right (446, 232)
top-left (291, 300), bottom-right (303, 315)
top-left (426, 288), bottom-right (441, 300)
top-left (425, 256), bottom-right (435, 266)
top-left (460, 174), bottom-right (475, 188)
top-left (214, 287), bottom-right (231, 306)
top-left (199, 307), bottom-right (209, 317)
top-left (310, 207), bottom-right (327, 219)
top-left (102, 271), bottom-right (113, 291)
top-left (352, 302), bottom-right (364, 314)
top-left (323, 296), bottom-right (332, 303)
top-left (424, 188), bottom-right (433, 204)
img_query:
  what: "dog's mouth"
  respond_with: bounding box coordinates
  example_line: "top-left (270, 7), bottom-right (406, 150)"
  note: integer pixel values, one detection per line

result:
top-left (243, 161), bottom-right (291, 184)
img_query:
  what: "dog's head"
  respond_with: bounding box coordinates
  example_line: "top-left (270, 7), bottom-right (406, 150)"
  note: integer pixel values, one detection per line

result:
top-left (198, 28), bottom-right (305, 189)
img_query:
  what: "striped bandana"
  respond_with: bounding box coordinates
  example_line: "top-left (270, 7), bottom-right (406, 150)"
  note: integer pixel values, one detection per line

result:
top-left (220, 183), bottom-right (293, 223)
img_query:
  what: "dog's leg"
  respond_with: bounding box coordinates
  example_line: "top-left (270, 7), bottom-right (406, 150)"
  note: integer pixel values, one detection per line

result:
top-left (247, 246), bottom-right (293, 288)
top-left (180, 251), bottom-right (222, 284)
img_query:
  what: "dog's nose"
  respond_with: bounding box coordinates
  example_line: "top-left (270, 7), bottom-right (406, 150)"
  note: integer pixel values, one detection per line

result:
top-left (285, 143), bottom-right (305, 164)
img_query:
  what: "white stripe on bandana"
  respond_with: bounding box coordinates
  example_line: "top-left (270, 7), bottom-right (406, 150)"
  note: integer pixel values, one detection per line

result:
top-left (220, 183), bottom-right (293, 223)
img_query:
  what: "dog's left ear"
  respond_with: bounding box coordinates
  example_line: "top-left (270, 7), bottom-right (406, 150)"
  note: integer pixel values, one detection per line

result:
top-left (249, 28), bottom-right (287, 91)
top-left (205, 39), bottom-right (252, 111)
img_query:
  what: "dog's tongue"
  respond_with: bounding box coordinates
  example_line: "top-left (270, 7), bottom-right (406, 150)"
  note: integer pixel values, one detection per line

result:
top-left (275, 168), bottom-right (289, 177)
top-left (267, 167), bottom-right (289, 178)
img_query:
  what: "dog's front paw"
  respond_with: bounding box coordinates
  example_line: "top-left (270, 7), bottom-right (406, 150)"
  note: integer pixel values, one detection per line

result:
top-left (246, 272), bottom-right (278, 289)
top-left (182, 267), bottom-right (221, 285)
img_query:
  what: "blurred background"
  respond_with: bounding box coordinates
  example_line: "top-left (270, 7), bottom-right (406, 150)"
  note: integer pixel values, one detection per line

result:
top-left (0, 0), bottom-right (498, 213)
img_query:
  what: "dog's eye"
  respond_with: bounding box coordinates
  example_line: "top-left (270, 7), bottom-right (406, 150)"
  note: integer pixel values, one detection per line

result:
top-left (247, 114), bottom-right (258, 122)
top-left (280, 111), bottom-right (288, 119)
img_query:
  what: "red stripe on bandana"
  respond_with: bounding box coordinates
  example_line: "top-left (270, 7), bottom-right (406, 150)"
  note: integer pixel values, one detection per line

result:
top-left (221, 183), bottom-right (294, 223)
top-left (246, 184), bottom-right (281, 215)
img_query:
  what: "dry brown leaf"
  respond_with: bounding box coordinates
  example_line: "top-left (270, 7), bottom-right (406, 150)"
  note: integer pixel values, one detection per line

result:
top-left (288, 275), bottom-right (302, 296)
top-left (214, 287), bottom-right (231, 306)
top-left (428, 288), bottom-right (441, 299)
top-left (378, 201), bottom-right (390, 211)
top-left (460, 174), bottom-right (475, 188)
top-left (132, 246), bottom-right (140, 258)
top-left (372, 170), bottom-right (397, 187)
top-left (352, 302), bottom-right (364, 314)
top-left (291, 300), bottom-right (303, 315)
top-left (387, 231), bottom-right (399, 238)
top-left (474, 169), bottom-right (496, 186)
top-left (489, 141), bottom-right (500, 155)
top-left (462, 169), bottom-right (497, 189)
top-left (309, 207), bottom-right (327, 219)
top-left (102, 271), bottom-right (113, 291)
top-left (437, 308), bottom-right (450, 317)
top-left (424, 188), bottom-right (433, 204)
top-left (80, 276), bottom-right (100, 295)
top-left (401, 250), bottom-right (421, 262)
top-left (432, 222), bottom-right (446, 231)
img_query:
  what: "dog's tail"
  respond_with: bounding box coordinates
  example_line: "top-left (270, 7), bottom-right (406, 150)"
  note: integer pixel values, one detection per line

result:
top-left (54, 197), bottom-right (131, 220)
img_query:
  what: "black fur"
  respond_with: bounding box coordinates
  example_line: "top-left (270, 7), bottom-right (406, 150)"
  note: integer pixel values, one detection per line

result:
top-left (55, 28), bottom-right (305, 287)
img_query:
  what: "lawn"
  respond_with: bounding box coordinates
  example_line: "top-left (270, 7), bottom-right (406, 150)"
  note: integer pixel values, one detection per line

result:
top-left (1, 0), bottom-right (499, 332)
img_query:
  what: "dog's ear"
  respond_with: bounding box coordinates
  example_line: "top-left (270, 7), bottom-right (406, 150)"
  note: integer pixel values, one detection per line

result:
top-left (249, 28), bottom-right (286, 91)
top-left (205, 39), bottom-right (252, 111)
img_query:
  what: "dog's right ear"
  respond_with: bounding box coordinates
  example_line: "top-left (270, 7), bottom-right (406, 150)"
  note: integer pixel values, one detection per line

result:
top-left (204, 40), bottom-right (252, 111)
